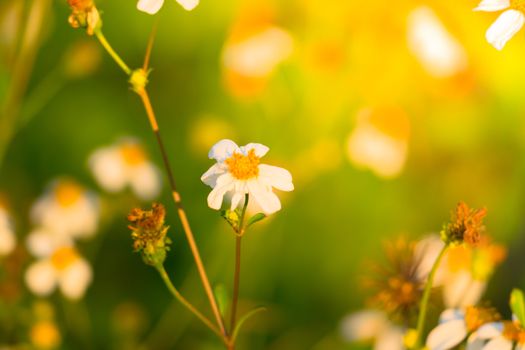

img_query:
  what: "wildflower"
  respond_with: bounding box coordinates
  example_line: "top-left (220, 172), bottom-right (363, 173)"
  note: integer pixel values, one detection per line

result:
top-left (441, 202), bottom-right (487, 246)
top-left (137, 0), bottom-right (198, 15)
top-left (474, 0), bottom-right (525, 50)
top-left (30, 321), bottom-right (61, 350)
top-left (221, 13), bottom-right (293, 97)
top-left (67, 0), bottom-right (101, 35)
top-left (346, 107), bottom-right (410, 179)
top-left (25, 243), bottom-right (92, 300)
top-left (340, 310), bottom-right (405, 350)
top-left (128, 203), bottom-right (171, 267)
top-left (0, 207), bottom-right (16, 256)
top-left (407, 6), bottom-right (467, 78)
top-left (63, 40), bottom-right (101, 79)
top-left (31, 179), bottom-right (99, 239)
top-left (426, 307), bottom-right (501, 350)
top-left (201, 139), bottom-right (294, 214)
top-left (89, 139), bottom-right (161, 200)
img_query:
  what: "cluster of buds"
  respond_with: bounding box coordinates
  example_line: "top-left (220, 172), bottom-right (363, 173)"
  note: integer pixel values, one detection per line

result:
top-left (441, 201), bottom-right (487, 246)
top-left (128, 203), bottom-right (171, 267)
top-left (67, 0), bottom-right (101, 35)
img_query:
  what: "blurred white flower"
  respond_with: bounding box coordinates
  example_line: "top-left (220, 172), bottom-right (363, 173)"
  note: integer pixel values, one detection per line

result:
top-left (89, 139), bottom-right (161, 200)
top-left (407, 6), bottom-right (468, 77)
top-left (474, 0), bottom-right (525, 50)
top-left (31, 179), bottom-right (99, 239)
top-left (426, 308), bottom-right (502, 350)
top-left (0, 207), bottom-right (16, 256)
top-left (201, 139), bottom-right (293, 214)
top-left (340, 310), bottom-right (405, 350)
top-left (25, 244), bottom-right (92, 300)
top-left (346, 107), bottom-right (410, 179)
top-left (472, 321), bottom-right (525, 349)
top-left (137, 0), bottom-right (198, 14)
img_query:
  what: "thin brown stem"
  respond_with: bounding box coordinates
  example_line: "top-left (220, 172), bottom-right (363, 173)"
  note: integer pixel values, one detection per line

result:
top-left (137, 89), bottom-right (227, 338)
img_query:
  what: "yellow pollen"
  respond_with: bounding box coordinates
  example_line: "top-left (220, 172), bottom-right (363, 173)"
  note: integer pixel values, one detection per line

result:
top-left (511, 0), bottom-right (525, 12)
top-left (54, 181), bottom-right (83, 207)
top-left (30, 321), bottom-right (61, 349)
top-left (225, 149), bottom-right (260, 180)
top-left (120, 143), bottom-right (147, 166)
top-left (465, 306), bottom-right (501, 332)
top-left (503, 321), bottom-right (525, 344)
top-left (51, 247), bottom-right (79, 271)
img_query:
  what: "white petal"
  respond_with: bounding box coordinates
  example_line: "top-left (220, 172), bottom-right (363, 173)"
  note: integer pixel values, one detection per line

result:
top-left (415, 235), bottom-right (445, 283)
top-left (0, 225), bottom-right (15, 256)
top-left (474, 0), bottom-right (510, 12)
top-left (242, 143), bottom-right (269, 158)
top-left (137, 0), bottom-right (164, 14)
top-left (486, 9), bottom-right (525, 50)
top-left (374, 326), bottom-right (404, 350)
top-left (230, 192), bottom-right (244, 211)
top-left (443, 271), bottom-right (474, 308)
top-left (201, 163), bottom-right (226, 188)
top-left (58, 259), bottom-right (92, 300)
top-left (426, 319), bottom-right (467, 350)
top-left (477, 322), bottom-right (504, 339)
top-left (207, 174), bottom-right (235, 210)
top-left (482, 336), bottom-right (513, 350)
top-left (208, 139), bottom-right (240, 162)
top-left (340, 310), bottom-right (387, 341)
top-left (25, 260), bottom-right (57, 296)
top-left (26, 228), bottom-right (71, 258)
top-left (176, 0), bottom-right (198, 11)
top-left (129, 163), bottom-right (162, 200)
top-left (258, 164), bottom-right (294, 191)
top-left (247, 180), bottom-right (281, 214)
top-left (466, 333), bottom-right (486, 350)
top-left (88, 147), bottom-right (127, 193)
top-left (515, 344), bottom-right (525, 350)
top-left (439, 309), bottom-right (465, 323)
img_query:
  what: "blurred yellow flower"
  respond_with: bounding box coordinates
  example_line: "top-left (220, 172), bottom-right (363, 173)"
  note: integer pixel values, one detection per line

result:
top-left (0, 207), bottom-right (16, 257)
top-left (30, 321), bottom-right (61, 350)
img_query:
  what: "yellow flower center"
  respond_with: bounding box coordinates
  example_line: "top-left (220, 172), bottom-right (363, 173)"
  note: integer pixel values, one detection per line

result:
top-left (30, 321), bottom-right (61, 349)
top-left (511, 0), bottom-right (525, 12)
top-left (54, 181), bottom-right (83, 207)
top-left (503, 321), bottom-right (525, 344)
top-left (465, 306), bottom-right (501, 332)
top-left (225, 149), bottom-right (260, 180)
top-left (51, 247), bottom-right (79, 271)
top-left (120, 143), bottom-right (147, 166)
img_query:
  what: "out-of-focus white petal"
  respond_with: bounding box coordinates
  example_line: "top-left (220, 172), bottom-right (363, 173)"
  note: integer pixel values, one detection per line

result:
top-left (26, 228), bottom-right (71, 258)
top-left (201, 163), bottom-right (226, 188)
top-left (258, 164), bottom-right (294, 191)
top-left (439, 308), bottom-right (465, 323)
top-left (473, 0), bottom-right (510, 12)
top-left (415, 234), bottom-right (446, 283)
top-left (443, 271), bottom-right (478, 308)
top-left (486, 9), bottom-right (525, 50)
top-left (129, 163), bottom-right (161, 200)
top-left (466, 333), bottom-right (485, 350)
top-left (207, 174), bottom-right (235, 209)
top-left (175, 0), bottom-right (198, 11)
top-left (482, 336), bottom-right (513, 350)
top-left (374, 326), bottom-right (404, 350)
top-left (247, 180), bottom-right (281, 214)
top-left (242, 143), bottom-right (269, 158)
top-left (0, 213), bottom-right (15, 256)
top-left (58, 259), bottom-right (92, 300)
top-left (477, 322), bottom-right (504, 339)
top-left (89, 147), bottom-right (127, 193)
top-left (340, 310), bottom-right (388, 341)
top-left (208, 139), bottom-right (240, 162)
top-left (25, 260), bottom-right (57, 296)
top-left (137, 0), bottom-right (164, 14)
top-left (426, 319), bottom-right (467, 350)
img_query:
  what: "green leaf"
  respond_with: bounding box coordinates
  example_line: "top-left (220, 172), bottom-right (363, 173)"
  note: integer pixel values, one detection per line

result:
top-left (231, 307), bottom-right (266, 343)
top-left (246, 213), bottom-right (266, 228)
top-left (510, 289), bottom-right (525, 326)
top-left (214, 284), bottom-right (230, 317)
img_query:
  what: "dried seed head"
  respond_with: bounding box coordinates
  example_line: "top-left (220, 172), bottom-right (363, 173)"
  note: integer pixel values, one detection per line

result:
top-left (441, 201), bottom-right (487, 246)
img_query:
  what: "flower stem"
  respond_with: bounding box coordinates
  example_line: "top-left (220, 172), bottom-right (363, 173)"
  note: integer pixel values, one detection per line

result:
top-left (155, 264), bottom-right (223, 339)
top-left (138, 88), bottom-right (227, 339)
top-left (230, 195), bottom-right (249, 337)
top-left (413, 244), bottom-right (450, 349)
top-left (94, 29), bottom-right (131, 75)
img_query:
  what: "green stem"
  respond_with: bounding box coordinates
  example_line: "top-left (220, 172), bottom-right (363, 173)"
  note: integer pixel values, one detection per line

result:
top-left (155, 264), bottom-right (223, 339)
top-left (94, 29), bottom-right (132, 75)
top-left (413, 244), bottom-right (450, 349)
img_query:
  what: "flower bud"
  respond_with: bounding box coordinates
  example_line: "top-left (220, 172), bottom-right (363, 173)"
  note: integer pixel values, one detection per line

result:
top-left (441, 202), bottom-right (487, 246)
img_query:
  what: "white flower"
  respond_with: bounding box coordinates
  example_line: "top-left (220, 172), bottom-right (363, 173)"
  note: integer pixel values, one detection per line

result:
top-left (137, 0), bottom-right (198, 14)
top-left (346, 107), bottom-right (410, 179)
top-left (31, 179), bottom-right (99, 239)
top-left (340, 310), bottom-right (405, 350)
top-left (25, 240), bottom-right (92, 300)
top-left (89, 139), bottom-right (161, 200)
top-left (474, 0), bottom-right (525, 50)
top-left (407, 6), bottom-right (468, 78)
top-left (0, 208), bottom-right (16, 256)
top-left (474, 321), bottom-right (525, 350)
top-left (201, 139), bottom-right (293, 214)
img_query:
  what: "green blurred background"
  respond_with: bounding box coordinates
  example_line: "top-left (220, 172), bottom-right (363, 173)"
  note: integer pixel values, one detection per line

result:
top-left (2, 0), bottom-right (525, 349)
